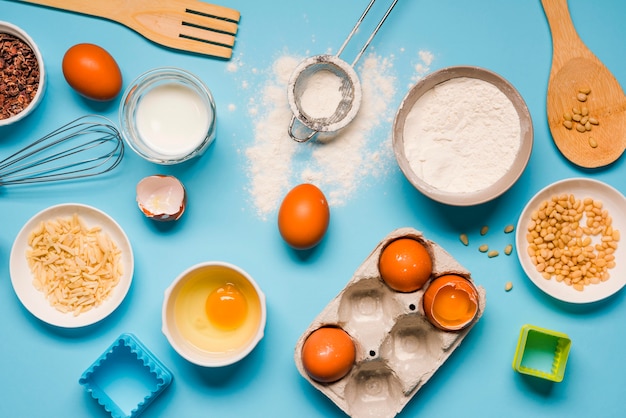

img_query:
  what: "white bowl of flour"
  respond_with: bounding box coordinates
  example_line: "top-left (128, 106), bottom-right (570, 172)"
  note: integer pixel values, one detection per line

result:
top-left (392, 66), bottom-right (533, 206)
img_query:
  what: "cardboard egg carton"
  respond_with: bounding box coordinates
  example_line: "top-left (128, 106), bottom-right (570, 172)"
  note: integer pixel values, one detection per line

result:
top-left (294, 227), bottom-right (486, 418)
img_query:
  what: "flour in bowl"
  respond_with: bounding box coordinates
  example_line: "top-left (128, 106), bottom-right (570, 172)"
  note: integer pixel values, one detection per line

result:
top-left (403, 77), bottom-right (521, 193)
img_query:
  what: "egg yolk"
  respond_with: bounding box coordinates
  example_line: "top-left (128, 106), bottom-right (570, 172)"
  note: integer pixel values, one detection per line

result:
top-left (205, 283), bottom-right (248, 330)
top-left (432, 285), bottom-right (475, 325)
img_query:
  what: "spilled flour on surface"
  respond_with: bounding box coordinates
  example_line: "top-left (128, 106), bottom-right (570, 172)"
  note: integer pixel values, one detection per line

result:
top-left (243, 50), bottom-right (434, 220)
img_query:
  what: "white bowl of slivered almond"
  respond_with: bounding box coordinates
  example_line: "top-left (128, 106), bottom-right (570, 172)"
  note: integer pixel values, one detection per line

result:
top-left (10, 203), bottom-right (134, 328)
top-left (516, 178), bottom-right (626, 304)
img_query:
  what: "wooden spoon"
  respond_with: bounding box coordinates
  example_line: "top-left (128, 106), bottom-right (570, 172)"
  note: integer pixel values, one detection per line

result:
top-left (541, 0), bottom-right (626, 168)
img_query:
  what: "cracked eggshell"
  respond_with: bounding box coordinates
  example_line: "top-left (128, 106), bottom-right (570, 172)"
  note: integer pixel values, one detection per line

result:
top-left (136, 175), bottom-right (186, 222)
top-left (294, 227), bottom-right (486, 418)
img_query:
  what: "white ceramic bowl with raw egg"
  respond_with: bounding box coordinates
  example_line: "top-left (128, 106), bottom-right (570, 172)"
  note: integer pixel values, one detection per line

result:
top-left (0, 21), bottom-right (46, 127)
top-left (119, 67), bottom-right (216, 164)
top-left (162, 261), bottom-right (266, 367)
top-left (392, 66), bottom-right (533, 206)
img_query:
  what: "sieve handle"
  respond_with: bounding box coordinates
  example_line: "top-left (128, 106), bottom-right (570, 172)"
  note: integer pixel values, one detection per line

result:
top-left (335, 0), bottom-right (400, 67)
top-left (288, 116), bottom-right (317, 143)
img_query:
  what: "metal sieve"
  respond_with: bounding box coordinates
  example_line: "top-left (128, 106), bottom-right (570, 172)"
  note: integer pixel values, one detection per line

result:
top-left (287, 0), bottom-right (399, 142)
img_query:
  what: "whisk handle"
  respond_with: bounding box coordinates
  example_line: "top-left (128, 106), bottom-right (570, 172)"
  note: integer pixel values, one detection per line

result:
top-left (288, 116), bottom-right (317, 143)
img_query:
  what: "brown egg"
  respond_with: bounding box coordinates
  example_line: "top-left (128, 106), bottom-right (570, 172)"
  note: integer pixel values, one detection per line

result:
top-left (278, 183), bottom-right (330, 250)
top-left (378, 238), bottom-right (433, 292)
top-left (301, 326), bottom-right (356, 383)
top-left (136, 175), bottom-right (186, 221)
top-left (423, 274), bottom-right (479, 331)
top-left (62, 43), bottom-right (122, 101)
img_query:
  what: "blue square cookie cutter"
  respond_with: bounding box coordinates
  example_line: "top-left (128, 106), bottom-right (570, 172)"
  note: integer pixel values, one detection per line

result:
top-left (79, 333), bottom-right (173, 418)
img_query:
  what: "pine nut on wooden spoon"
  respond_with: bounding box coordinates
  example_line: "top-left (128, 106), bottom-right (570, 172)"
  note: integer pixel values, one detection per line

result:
top-left (541, 0), bottom-right (626, 168)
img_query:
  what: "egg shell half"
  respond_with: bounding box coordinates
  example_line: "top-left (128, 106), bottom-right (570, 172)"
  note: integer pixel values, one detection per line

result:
top-left (136, 175), bottom-right (186, 222)
top-left (294, 227), bottom-right (486, 418)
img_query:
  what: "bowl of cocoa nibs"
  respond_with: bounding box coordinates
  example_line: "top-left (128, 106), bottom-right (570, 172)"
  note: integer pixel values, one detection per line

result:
top-left (0, 21), bottom-right (46, 127)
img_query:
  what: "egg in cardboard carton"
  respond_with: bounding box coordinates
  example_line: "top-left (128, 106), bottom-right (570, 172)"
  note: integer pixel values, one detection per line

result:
top-left (294, 227), bottom-right (486, 418)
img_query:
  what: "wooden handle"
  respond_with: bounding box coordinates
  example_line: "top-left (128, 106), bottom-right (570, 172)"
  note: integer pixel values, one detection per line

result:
top-left (540, 0), bottom-right (593, 69)
top-left (18, 0), bottom-right (127, 20)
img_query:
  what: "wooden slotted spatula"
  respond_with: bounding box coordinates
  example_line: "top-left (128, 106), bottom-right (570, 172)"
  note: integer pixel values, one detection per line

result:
top-left (541, 0), bottom-right (626, 168)
top-left (19, 0), bottom-right (240, 59)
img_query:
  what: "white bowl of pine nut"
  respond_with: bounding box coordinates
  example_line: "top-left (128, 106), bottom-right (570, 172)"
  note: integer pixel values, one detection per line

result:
top-left (392, 66), bottom-right (533, 206)
top-left (516, 177), bottom-right (626, 304)
top-left (0, 21), bottom-right (46, 127)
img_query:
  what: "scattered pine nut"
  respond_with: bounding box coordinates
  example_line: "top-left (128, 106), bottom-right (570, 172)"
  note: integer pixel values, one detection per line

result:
top-left (505, 281), bottom-right (513, 292)
top-left (589, 137), bottom-right (598, 148)
top-left (589, 117), bottom-right (599, 125)
top-left (579, 87), bottom-right (591, 95)
top-left (563, 120), bottom-right (573, 129)
top-left (572, 107), bottom-right (581, 115)
top-left (478, 244), bottom-right (489, 253)
top-left (504, 225), bottom-right (515, 234)
top-left (487, 250), bottom-right (499, 258)
top-left (576, 124), bottom-right (586, 133)
top-left (480, 225), bottom-right (489, 236)
top-left (577, 92), bottom-right (588, 102)
top-left (504, 244), bottom-right (513, 255)
top-left (563, 112), bottom-right (572, 121)
top-left (572, 113), bottom-right (582, 122)
top-left (459, 233), bottom-right (469, 246)
top-left (581, 107), bottom-right (589, 116)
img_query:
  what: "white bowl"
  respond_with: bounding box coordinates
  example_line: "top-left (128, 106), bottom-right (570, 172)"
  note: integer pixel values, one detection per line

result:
top-left (10, 203), bottom-right (134, 328)
top-left (516, 178), bottom-right (626, 304)
top-left (119, 67), bottom-right (216, 165)
top-left (162, 261), bottom-right (266, 367)
top-left (0, 21), bottom-right (46, 127)
top-left (392, 66), bottom-right (533, 206)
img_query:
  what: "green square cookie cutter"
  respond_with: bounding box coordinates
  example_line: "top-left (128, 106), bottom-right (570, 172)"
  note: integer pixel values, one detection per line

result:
top-left (512, 324), bottom-right (571, 382)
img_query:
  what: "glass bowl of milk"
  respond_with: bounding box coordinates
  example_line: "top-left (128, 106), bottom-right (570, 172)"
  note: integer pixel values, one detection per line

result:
top-left (119, 67), bottom-right (216, 164)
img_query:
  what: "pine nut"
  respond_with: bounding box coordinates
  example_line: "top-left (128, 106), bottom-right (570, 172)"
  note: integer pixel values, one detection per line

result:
top-left (480, 225), bottom-right (489, 236)
top-left (504, 225), bottom-right (515, 234)
top-left (579, 87), bottom-right (591, 94)
top-left (505, 281), bottom-right (513, 292)
top-left (577, 93), bottom-right (588, 102)
top-left (459, 233), bottom-right (469, 246)
top-left (504, 244), bottom-right (513, 255)
top-left (563, 120), bottom-right (573, 129)
top-left (479, 244), bottom-right (489, 253)
top-left (487, 250), bottom-right (499, 258)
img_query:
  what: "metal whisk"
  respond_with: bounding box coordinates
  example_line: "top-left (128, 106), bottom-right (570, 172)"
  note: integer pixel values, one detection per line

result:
top-left (0, 115), bottom-right (124, 186)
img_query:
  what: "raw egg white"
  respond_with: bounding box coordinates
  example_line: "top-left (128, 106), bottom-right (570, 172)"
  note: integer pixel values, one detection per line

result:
top-left (278, 183), bottom-right (330, 250)
top-left (173, 270), bottom-right (262, 355)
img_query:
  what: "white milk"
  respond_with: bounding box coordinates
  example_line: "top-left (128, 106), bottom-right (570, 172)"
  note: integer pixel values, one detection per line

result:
top-left (136, 83), bottom-right (211, 157)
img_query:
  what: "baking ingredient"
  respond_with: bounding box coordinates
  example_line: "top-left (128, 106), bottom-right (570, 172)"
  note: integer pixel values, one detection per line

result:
top-left (205, 283), bottom-right (248, 330)
top-left (301, 326), bottom-right (355, 383)
top-left (0, 32), bottom-right (40, 119)
top-left (298, 69), bottom-right (344, 119)
top-left (244, 52), bottom-right (400, 219)
top-left (478, 244), bottom-right (489, 253)
top-left (136, 175), bottom-right (186, 221)
top-left (525, 193), bottom-right (619, 292)
top-left (504, 225), bottom-right (515, 233)
top-left (378, 238), bottom-right (432, 292)
top-left (562, 88), bottom-right (599, 137)
top-left (459, 233), bottom-right (469, 246)
top-left (403, 77), bottom-right (520, 193)
top-left (173, 271), bottom-right (262, 354)
top-left (505, 281), bottom-right (513, 291)
top-left (488, 250), bottom-right (499, 258)
top-left (278, 183), bottom-right (330, 250)
top-left (62, 43), bottom-right (122, 101)
top-left (504, 244), bottom-right (513, 255)
top-left (480, 225), bottom-right (489, 235)
top-left (135, 82), bottom-right (211, 157)
top-left (423, 274), bottom-right (479, 331)
top-left (26, 214), bottom-right (122, 316)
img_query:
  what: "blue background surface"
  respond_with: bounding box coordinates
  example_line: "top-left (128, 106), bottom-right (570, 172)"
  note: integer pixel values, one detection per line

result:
top-left (1, 1), bottom-right (626, 417)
